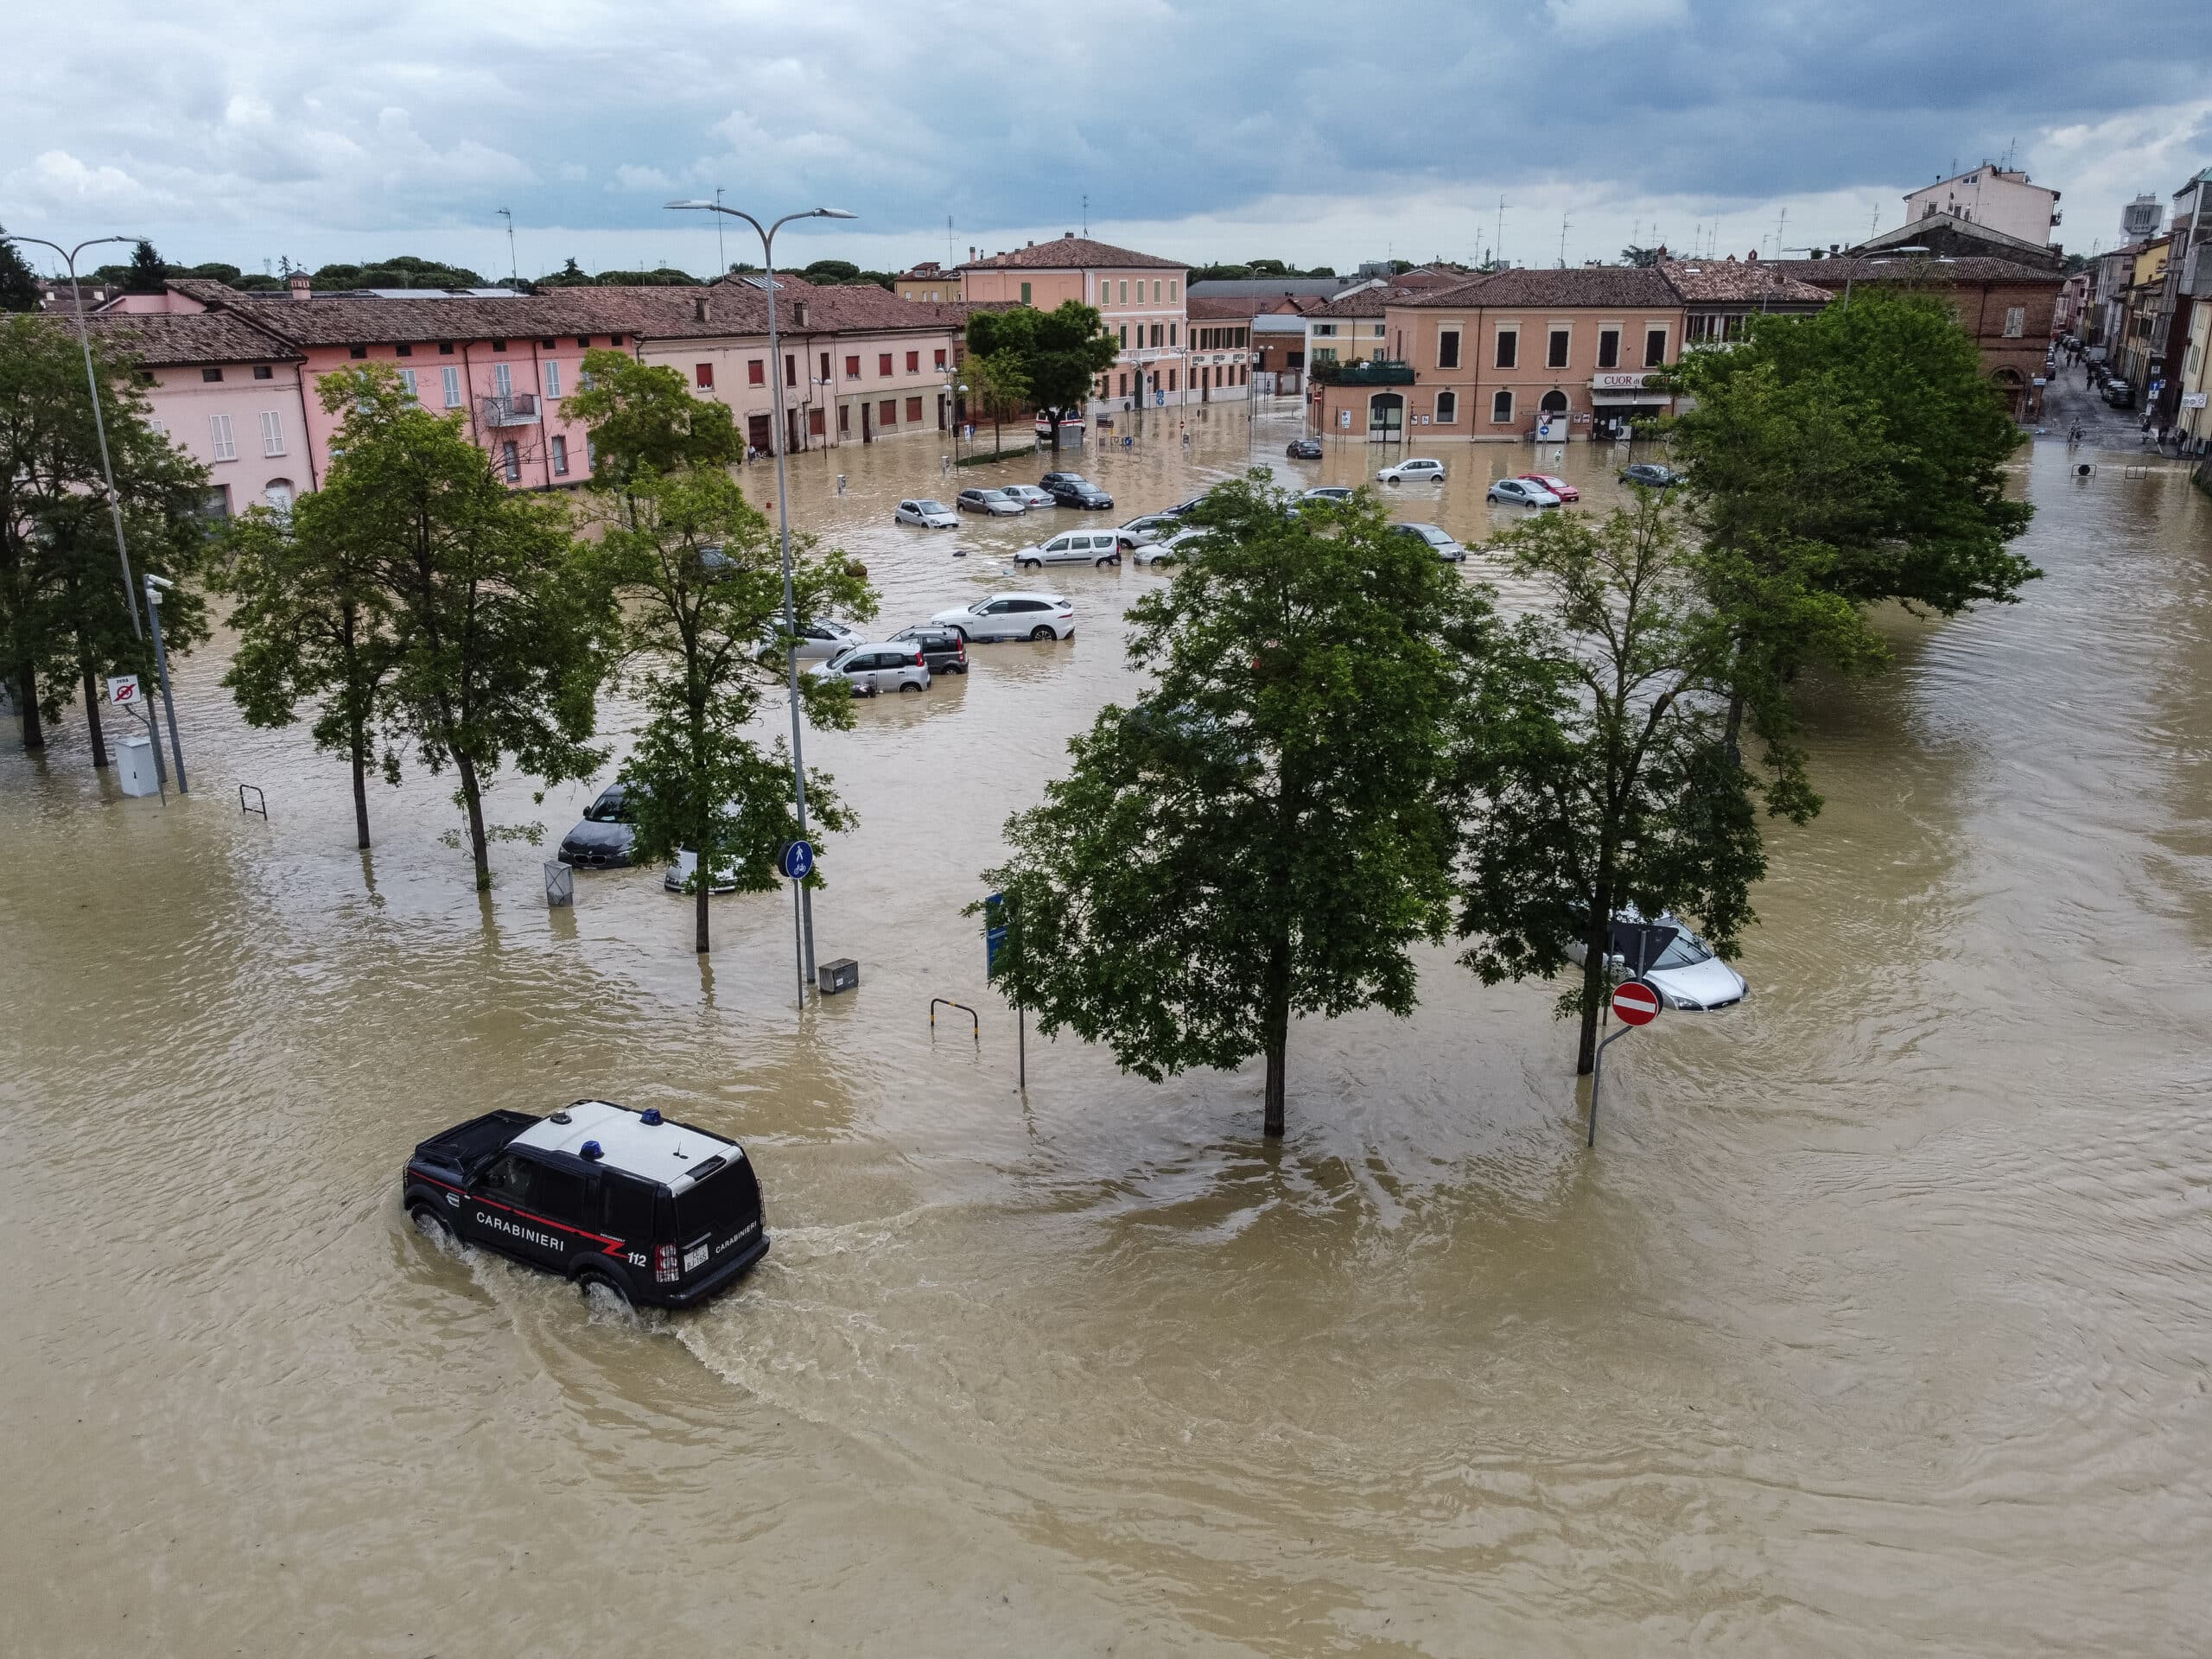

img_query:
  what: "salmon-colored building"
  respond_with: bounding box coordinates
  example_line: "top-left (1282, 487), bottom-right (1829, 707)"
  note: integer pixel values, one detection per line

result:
top-left (957, 235), bottom-right (1191, 413)
top-left (1312, 266), bottom-right (1691, 442)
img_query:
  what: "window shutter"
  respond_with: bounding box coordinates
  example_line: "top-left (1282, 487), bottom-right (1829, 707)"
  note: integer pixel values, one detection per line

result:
top-left (259, 410), bottom-right (284, 456)
top-left (209, 414), bottom-right (236, 461)
top-left (543, 360), bottom-right (562, 398)
top-left (442, 365), bottom-right (462, 407)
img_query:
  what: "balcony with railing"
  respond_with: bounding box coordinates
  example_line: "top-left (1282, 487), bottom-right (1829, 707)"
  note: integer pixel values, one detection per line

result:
top-left (481, 392), bottom-right (540, 426)
top-left (1309, 357), bottom-right (1418, 386)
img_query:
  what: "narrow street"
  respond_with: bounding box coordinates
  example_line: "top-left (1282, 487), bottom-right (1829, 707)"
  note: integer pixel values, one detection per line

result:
top-left (2039, 350), bottom-right (2155, 450)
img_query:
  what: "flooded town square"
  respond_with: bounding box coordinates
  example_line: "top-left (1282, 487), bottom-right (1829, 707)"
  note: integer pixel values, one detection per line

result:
top-left (3, 406), bottom-right (2207, 1656)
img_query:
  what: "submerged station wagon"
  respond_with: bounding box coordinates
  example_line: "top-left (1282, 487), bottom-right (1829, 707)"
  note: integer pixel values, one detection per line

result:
top-left (403, 1099), bottom-right (768, 1309)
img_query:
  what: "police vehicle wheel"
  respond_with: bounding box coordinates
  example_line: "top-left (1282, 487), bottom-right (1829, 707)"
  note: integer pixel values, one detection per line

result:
top-left (574, 1267), bottom-right (632, 1310)
top-left (408, 1201), bottom-right (454, 1241)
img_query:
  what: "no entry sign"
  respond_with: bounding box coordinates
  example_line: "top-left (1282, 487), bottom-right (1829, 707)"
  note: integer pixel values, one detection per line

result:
top-left (1611, 981), bottom-right (1661, 1027)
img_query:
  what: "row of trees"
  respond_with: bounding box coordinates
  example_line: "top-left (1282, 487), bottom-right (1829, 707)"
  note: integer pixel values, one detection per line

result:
top-left (219, 351), bottom-right (868, 944)
top-left (982, 289), bottom-right (2038, 1132)
top-left (0, 315), bottom-right (213, 759)
top-left (964, 301), bottom-right (1121, 450)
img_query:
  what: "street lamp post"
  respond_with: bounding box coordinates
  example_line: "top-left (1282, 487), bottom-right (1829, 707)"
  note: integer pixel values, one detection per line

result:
top-left (5, 231), bottom-right (170, 779)
top-left (143, 574), bottom-right (188, 791)
top-left (666, 199), bottom-right (855, 995)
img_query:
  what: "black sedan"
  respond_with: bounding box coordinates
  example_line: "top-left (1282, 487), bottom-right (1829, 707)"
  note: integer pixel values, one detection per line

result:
top-left (1044, 477), bottom-right (1115, 510)
top-left (1620, 462), bottom-right (1681, 488)
top-left (1285, 436), bottom-right (1324, 460)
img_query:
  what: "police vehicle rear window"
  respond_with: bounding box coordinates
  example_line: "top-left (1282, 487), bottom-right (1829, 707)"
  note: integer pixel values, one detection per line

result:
top-left (672, 1160), bottom-right (760, 1241)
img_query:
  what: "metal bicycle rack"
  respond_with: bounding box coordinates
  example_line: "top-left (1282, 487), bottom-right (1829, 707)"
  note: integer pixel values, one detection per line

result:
top-left (238, 785), bottom-right (268, 819)
top-left (929, 998), bottom-right (979, 1041)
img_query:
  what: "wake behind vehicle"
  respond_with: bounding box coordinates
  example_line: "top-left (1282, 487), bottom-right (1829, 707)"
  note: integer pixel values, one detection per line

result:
top-left (930, 591), bottom-right (1076, 641)
top-left (404, 1099), bottom-right (769, 1310)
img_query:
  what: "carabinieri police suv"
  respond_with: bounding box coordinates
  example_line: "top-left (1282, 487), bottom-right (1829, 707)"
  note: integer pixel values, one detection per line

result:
top-left (404, 1099), bottom-right (767, 1308)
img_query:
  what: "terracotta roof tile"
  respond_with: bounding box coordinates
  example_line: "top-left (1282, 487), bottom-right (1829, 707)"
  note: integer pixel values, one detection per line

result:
top-left (1656, 260), bottom-right (1832, 304)
top-left (70, 309), bottom-right (300, 366)
top-left (1391, 267), bottom-right (1681, 308)
top-left (1768, 256), bottom-right (2063, 288)
top-left (957, 235), bottom-right (1182, 271)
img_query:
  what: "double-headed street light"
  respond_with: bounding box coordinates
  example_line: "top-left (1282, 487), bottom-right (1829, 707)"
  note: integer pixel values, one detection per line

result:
top-left (665, 199), bottom-right (855, 997)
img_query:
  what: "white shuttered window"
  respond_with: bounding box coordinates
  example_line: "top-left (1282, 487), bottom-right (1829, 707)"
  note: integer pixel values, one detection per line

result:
top-left (209, 414), bottom-right (236, 461)
top-left (259, 411), bottom-right (285, 456)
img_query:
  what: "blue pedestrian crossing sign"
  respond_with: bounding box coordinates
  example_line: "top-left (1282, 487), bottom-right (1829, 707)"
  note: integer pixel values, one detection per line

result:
top-left (778, 840), bottom-right (815, 880)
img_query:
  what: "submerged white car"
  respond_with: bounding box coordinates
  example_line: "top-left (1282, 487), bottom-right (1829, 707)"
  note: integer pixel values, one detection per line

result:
top-left (894, 498), bottom-right (958, 528)
top-left (664, 849), bottom-right (746, 894)
top-left (1567, 910), bottom-right (1748, 1010)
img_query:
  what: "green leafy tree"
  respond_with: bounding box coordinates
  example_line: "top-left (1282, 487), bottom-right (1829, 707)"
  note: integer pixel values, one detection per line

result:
top-left (563, 347), bottom-right (741, 486)
top-left (584, 467), bottom-right (872, 951)
top-left (216, 499), bottom-right (398, 849)
top-left (0, 230), bottom-right (41, 313)
top-left (537, 257), bottom-right (592, 288)
top-left (957, 348), bottom-right (1029, 454)
top-left (978, 474), bottom-right (1492, 1137)
top-left (0, 316), bottom-right (209, 756)
top-left (311, 365), bottom-right (615, 888)
top-left (1620, 245), bottom-right (1664, 267)
top-left (1454, 496), bottom-right (1852, 1074)
top-left (1667, 287), bottom-right (2038, 743)
top-left (124, 240), bottom-right (168, 293)
top-left (966, 301), bottom-right (1118, 450)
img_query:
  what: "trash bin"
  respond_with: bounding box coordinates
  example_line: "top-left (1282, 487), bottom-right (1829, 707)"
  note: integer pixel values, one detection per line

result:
top-left (817, 957), bottom-right (860, 995)
top-left (543, 861), bottom-right (575, 908)
top-left (117, 735), bottom-right (160, 798)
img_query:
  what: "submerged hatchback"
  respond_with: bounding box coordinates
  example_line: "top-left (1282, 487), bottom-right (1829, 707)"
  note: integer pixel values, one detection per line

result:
top-left (403, 1098), bottom-right (769, 1309)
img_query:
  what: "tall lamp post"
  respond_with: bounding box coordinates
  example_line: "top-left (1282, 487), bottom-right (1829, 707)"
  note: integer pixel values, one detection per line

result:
top-left (666, 199), bottom-right (855, 995)
top-left (6, 231), bottom-right (174, 781)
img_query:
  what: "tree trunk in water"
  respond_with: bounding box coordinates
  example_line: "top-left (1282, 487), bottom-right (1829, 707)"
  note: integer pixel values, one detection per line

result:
top-left (1574, 880), bottom-right (1613, 1076)
top-left (1262, 935), bottom-right (1291, 1137)
top-left (349, 721), bottom-right (372, 850)
top-left (1723, 690), bottom-right (1746, 768)
top-left (17, 664), bottom-right (43, 751)
top-left (455, 753), bottom-right (490, 889)
top-left (695, 878), bottom-right (710, 955)
top-left (80, 664), bottom-right (108, 768)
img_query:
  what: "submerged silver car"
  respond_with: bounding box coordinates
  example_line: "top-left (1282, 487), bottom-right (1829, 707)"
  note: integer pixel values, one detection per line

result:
top-left (806, 642), bottom-right (932, 696)
top-left (1566, 910), bottom-right (1748, 1010)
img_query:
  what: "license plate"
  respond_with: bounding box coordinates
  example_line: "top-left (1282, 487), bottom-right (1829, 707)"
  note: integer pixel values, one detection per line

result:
top-left (683, 1242), bottom-right (709, 1273)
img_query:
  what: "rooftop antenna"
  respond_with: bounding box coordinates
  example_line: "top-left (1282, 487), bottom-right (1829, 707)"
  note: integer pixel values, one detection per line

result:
top-left (1558, 209), bottom-right (1570, 267)
top-left (1082, 193), bottom-right (1089, 236)
top-left (497, 207), bottom-right (517, 285)
top-left (1496, 195), bottom-right (1507, 267)
top-left (714, 187), bottom-right (727, 273)
top-left (947, 214), bottom-right (955, 269)
top-left (1772, 205), bottom-right (1787, 259)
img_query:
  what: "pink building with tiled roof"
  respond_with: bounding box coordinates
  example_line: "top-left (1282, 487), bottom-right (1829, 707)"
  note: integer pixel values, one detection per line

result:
top-left (957, 235), bottom-right (1195, 413)
top-left (93, 271), bottom-right (969, 507)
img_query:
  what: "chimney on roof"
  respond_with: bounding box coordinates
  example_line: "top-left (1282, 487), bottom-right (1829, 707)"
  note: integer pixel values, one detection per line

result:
top-left (1830, 242), bottom-right (1840, 256)
top-left (792, 300), bottom-right (810, 328)
top-left (694, 294), bottom-right (709, 322)
top-left (969, 245), bottom-right (976, 261)
top-left (288, 271), bottom-right (311, 302)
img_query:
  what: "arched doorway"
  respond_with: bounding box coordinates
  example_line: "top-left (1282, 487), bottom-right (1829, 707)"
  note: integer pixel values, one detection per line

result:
top-left (1538, 389), bottom-right (1570, 441)
top-left (1991, 368), bottom-right (2024, 416)
top-left (1368, 391), bottom-right (1404, 442)
top-left (264, 479), bottom-right (294, 514)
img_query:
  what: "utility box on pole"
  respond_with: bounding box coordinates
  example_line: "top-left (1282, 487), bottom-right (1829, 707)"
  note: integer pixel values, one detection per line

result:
top-left (116, 735), bottom-right (160, 798)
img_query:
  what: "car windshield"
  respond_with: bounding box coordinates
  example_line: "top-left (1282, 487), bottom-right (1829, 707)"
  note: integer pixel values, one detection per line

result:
top-left (825, 647), bottom-right (860, 670)
top-left (583, 790), bottom-right (626, 823)
top-left (916, 500), bottom-right (948, 513)
top-left (1419, 526), bottom-right (1449, 543)
top-left (981, 490), bottom-right (1010, 501)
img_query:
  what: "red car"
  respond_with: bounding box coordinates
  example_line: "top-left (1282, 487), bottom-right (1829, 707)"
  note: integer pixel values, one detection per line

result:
top-left (1518, 473), bottom-right (1580, 501)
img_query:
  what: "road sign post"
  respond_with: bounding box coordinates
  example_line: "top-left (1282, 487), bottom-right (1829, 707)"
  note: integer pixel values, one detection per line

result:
top-left (984, 891), bottom-right (1023, 1092)
top-left (779, 841), bottom-right (815, 1005)
top-left (1589, 980), bottom-right (1660, 1147)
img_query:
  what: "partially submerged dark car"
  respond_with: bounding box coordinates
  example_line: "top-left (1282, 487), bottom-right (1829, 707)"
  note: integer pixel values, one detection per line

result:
top-left (404, 1099), bottom-right (768, 1309)
top-left (558, 783), bottom-right (637, 868)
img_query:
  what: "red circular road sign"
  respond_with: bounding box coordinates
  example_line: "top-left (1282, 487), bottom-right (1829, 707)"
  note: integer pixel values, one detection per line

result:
top-left (1611, 981), bottom-right (1662, 1027)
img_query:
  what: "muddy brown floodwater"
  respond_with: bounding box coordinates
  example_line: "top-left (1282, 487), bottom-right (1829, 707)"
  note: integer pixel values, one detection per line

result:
top-left (3, 405), bottom-right (2208, 1656)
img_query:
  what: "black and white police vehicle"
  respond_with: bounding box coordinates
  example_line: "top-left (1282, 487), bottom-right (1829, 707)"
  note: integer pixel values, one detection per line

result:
top-left (403, 1099), bottom-right (768, 1309)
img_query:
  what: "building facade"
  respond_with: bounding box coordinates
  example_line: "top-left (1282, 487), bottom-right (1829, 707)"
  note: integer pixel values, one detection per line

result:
top-left (1903, 166), bottom-right (2062, 249)
top-left (1309, 267), bottom-right (1689, 442)
top-left (957, 236), bottom-right (1191, 412)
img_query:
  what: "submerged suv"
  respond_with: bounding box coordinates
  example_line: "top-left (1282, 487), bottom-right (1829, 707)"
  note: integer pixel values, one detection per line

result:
top-left (403, 1099), bottom-right (769, 1309)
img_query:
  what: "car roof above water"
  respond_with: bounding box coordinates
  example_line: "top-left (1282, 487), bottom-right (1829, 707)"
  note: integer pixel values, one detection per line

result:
top-left (510, 1099), bottom-right (741, 1192)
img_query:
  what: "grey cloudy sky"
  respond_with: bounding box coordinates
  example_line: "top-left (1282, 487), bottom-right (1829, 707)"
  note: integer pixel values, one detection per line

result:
top-left (6, 0), bottom-right (2208, 279)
